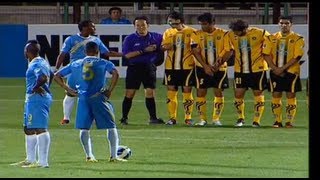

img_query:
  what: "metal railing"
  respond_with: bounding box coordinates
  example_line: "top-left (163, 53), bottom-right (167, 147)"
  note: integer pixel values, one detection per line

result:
top-left (0, 2), bottom-right (308, 24)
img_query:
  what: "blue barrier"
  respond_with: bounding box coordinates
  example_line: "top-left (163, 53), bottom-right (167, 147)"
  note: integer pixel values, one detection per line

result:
top-left (0, 25), bottom-right (28, 77)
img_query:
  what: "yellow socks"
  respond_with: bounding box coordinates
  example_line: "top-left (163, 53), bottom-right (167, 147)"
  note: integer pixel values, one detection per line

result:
top-left (271, 97), bottom-right (282, 122)
top-left (196, 96), bottom-right (207, 121)
top-left (167, 90), bottom-right (178, 120)
top-left (183, 92), bottom-right (194, 120)
top-left (253, 95), bottom-right (265, 124)
top-left (213, 97), bottom-right (224, 121)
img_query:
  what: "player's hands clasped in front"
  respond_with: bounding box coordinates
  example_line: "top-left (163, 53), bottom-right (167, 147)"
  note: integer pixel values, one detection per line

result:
top-left (272, 67), bottom-right (286, 77)
top-left (203, 64), bottom-right (214, 76)
top-left (211, 57), bottom-right (224, 72)
top-left (144, 44), bottom-right (157, 53)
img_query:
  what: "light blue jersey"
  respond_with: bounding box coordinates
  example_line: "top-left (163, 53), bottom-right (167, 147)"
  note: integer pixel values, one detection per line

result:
top-left (61, 34), bottom-right (109, 62)
top-left (24, 57), bottom-right (53, 129)
top-left (57, 56), bottom-right (117, 129)
top-left (26, 57), bottom-right (52, 95)
top-left (61, 34), bottom-right (109, 89)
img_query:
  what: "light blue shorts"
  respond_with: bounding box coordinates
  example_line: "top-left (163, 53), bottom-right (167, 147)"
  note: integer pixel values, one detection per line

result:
top-left (24, 93), bottom-right (52, 129)
top-left (75, 94), bottom-right (116, 129)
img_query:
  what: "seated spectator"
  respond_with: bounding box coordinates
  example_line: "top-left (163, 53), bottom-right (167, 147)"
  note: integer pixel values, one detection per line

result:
top-left (100, 7), bottom-right (131, 24)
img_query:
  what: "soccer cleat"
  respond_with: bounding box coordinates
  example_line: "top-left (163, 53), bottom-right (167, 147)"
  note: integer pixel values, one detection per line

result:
top-left (149, 118), bottom-right (165, 125)
top-left (234, 118), bottom-right (245, 127)
top-left (195, 120), bottom-right (207, 126)
top-left (120, 118), bottom-right (129, 125)
top-left (285, 122), bottom-right (294, 128)
top-left (252, 122), bottom-right (260, 127)
top-left (10, 159), bottom-right (32, 166)
top-left (109, 157), bottom-right (128, 162)
top-left (212, 120), bottom-right (222, 126)
top-left (22, 162), bottom-right (49, 168)
top-left (184, 119), bottom-right (194, 126)
top-left (165, 118), bottom-right (177, 125)
top-left (273, 121), bottom-right (283, 128)
top-left (60, 119), bottom-right (70, 125)
top-left (86, 157), bottom-right (98, 162)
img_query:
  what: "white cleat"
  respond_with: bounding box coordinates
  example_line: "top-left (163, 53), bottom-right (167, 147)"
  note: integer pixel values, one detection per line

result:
top-left (195, 120), bottom-right (207, 126)
top-left (86, 157), bottom-right (98, 163)
top-left (234, 119), bottom-right (245, 127)
top-left (22, 162), bottom-right (49, 168)
top-left (10, 159), bottom-right (32, 166)
top-left (212, 120), bottom-right (222, 126)
top-left (109, 157), bottom-right (128, 162)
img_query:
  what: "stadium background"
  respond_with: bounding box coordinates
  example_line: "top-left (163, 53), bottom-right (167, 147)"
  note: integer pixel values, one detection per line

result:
top-left (0, 2), bottom-right (309, 78)
top-left (0, 2), bottom-right (309, 178)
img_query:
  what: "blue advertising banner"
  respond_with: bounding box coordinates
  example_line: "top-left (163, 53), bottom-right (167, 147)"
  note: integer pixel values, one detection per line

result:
top-left (0, 25), bottom-right (28, 77)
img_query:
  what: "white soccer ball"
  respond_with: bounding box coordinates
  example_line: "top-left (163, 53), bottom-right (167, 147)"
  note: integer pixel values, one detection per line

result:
top-left (117, 145), bottom-right (132, 159)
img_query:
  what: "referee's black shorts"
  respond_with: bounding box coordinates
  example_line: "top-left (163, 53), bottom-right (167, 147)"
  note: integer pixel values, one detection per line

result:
top-left (125, 63), bottom-right (157, 90)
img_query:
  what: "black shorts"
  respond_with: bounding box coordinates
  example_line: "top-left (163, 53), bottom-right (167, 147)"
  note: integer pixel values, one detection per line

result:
top-left (163, 69), bottom-right (195, 87)
top-left (125, 63), bottom-right (157, 89)
top-left (234, 71), bottom-right (268, 90)
top-left (268, 71), bottom-right (302, 93)
top-left (194, 66), bottom-right (229, 89)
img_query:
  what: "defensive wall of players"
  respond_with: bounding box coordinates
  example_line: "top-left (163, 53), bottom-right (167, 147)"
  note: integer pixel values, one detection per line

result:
top-left (0, 24), bottom-right (308, 78)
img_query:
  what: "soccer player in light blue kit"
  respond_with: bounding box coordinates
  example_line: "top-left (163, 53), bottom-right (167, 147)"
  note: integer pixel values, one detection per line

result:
top-left (54, 41), bottom-right (127, 162)
top-left (55, 20), bottom-right (122, 125)
top-left (10, 40), bottom-right (53, 168)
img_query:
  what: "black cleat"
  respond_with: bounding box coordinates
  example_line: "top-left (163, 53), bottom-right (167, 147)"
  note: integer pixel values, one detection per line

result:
top-left (149, 118), bottom-right (165, 125)
top-left (234, 118), bottom-right (245, 127)
top-left (120, 118), bottom-right (128, 125)
top-left (273, 121), bottom-right (283, 128)
top-left (166, 118), bottom-right (177, 125)
top-left (252, 121), bottom-right (260, 127)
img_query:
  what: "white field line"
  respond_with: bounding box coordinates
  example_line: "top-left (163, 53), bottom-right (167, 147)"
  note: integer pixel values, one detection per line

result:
top-left (49, 129), bottom-right (307, 145)
top-left (94, 134), bottom-right (308, 145)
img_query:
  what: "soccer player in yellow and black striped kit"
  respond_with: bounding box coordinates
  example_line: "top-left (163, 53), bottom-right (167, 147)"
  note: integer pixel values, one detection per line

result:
top-left (263, 15), bottom-right (305, 128)
top-left (161, 11), bottom-right (197, 125)
top-left (190, 13), bottom-right (233, 126)
top-left (226, 19), bottom-right (270, 127)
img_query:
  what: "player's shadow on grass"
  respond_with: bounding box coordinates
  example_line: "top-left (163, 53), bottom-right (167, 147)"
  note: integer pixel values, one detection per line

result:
top-left (74, 160), bottom-right (307, 177)
top-left (133, 160), bottom-right (307, 173)
top-left (116, 123), bottom-right (308, 130)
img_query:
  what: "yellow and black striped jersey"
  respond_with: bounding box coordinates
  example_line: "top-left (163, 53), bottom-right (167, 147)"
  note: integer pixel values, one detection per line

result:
top-left (225, 27), bottom-right (269, 73)
top-left (162, 26), bottom-right (197, 70)
top-left (190, 27), bottom-right (229, 71)
top-left (263, 31), bottom-right (304, 75)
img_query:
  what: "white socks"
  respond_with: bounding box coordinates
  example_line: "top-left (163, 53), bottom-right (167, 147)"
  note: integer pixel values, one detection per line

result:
top-left (25, 132), bottom-right (50, 167)
top-left (63, 95), bottom-right (76, 120)
top-left (80, 129), bottom-right (94, 159)
top-left (107, 128), bottom-right (119, 158)
top-left (37, 132), bottom-right (50, 167)
top-left (25, 134), bottom-right (37, 163)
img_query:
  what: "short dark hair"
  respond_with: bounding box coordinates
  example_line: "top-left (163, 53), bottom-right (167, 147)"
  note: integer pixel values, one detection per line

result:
top-left (26, 39), bottom-right (39, 45)
top-left (229, 19), bottom-right (248, 31)
top-left (26, 39), bottom-right (40, 54)
top-left (133, 15), bottom-right (149, 25)
top-left (278, 15), bottom-right (293, 23)
top-left (78, 20), bottom-right (93, 31)
top-left (85, 41), bottom-right (98, 53)
top-left (197, 12), bottom-right (215, 24)
top-left (109, 6), bottom-right (122, 15)
top-left (167, 11), bottom-right (184, 23)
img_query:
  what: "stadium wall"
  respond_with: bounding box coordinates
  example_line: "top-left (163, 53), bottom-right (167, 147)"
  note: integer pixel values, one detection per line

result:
top-left (0, 24), bottom-right (308, 79)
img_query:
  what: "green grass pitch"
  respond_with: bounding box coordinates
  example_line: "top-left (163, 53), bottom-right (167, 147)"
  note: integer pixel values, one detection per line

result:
top-left (0, 78), bottom-right (308, 178)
